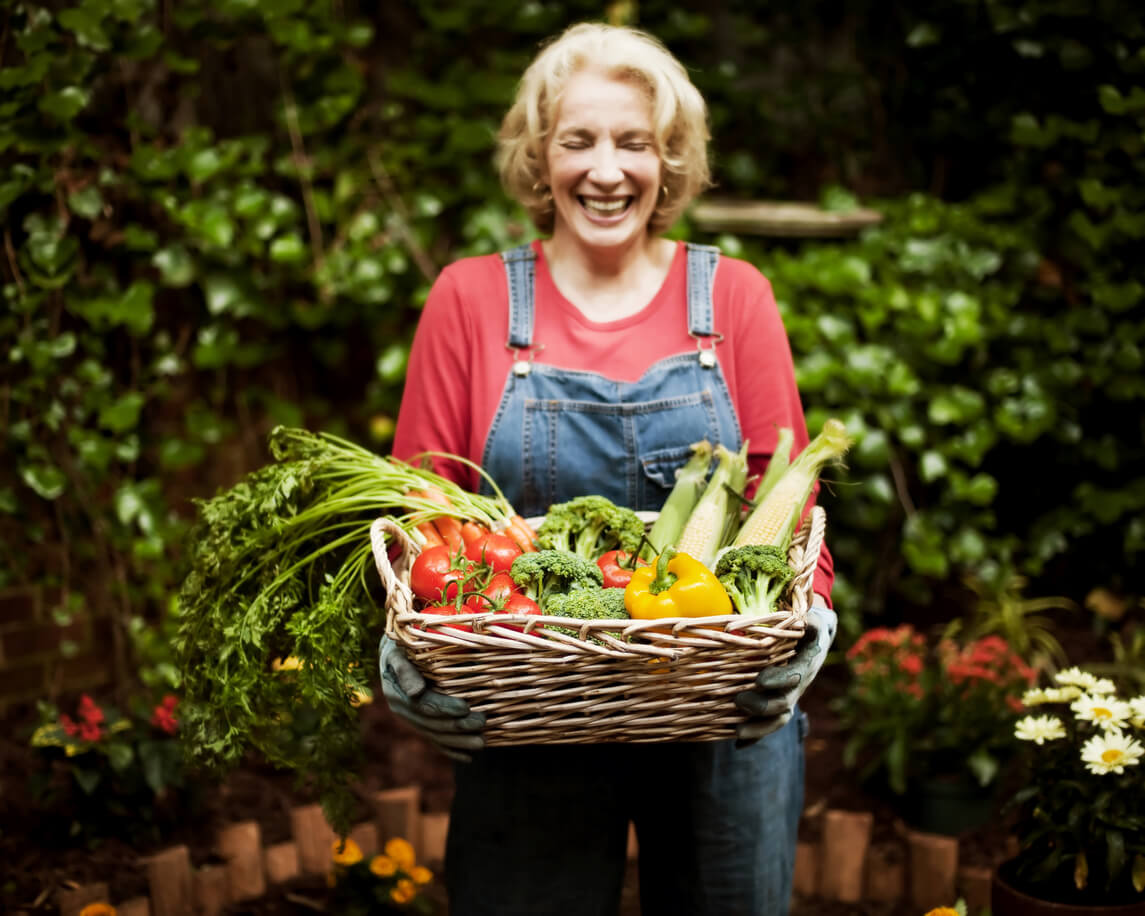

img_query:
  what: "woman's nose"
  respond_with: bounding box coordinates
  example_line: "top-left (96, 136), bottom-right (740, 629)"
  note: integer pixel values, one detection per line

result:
top-left (587, 143), bottom-right (623, 184)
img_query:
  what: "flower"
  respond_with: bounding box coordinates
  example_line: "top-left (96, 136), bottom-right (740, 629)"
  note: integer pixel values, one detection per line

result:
top-left (151, 695), bottom-right (178, 735)
top-left (410, 864), bottom-right (434, 885)
top-left (1015, 714), bottom-right (1066, 744)
top-left (1005, 670), bottom-right (1145, 904)
top-left (1080, 730), bottom-right (1143, 775)
top-left (369, 854), bottom-right (397, 877)
top-left (331, 837), bottom-right (363, 866)
top-left (79, 905), bottom-right (117, 916)
top-left (923, 909), bottom-right (961, 916)
top-left (836, 625), bottom-right (1033, 796)
top-left (1071, 694), bottom-right (1132, 730)
top-left (1129, 696), bottom-right (1145, 728)
top-left (383, 836), bottom-right (416, 871)
top-left (390, 878), bottom-right (417, 904)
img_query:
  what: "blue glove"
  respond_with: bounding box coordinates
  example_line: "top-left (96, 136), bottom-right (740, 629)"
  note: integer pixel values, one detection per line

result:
top-left (733, 602), bottom-right (837, 745)
top-left (379, 636), bottom-right (485, 762)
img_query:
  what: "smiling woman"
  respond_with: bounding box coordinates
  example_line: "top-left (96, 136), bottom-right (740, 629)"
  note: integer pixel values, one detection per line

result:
top-left (384, 20), bottom-right (839, 916)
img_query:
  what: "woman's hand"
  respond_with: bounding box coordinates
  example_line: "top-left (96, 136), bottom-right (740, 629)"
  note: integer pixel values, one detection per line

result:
top-left (379, 636), bottom-right (486, 761)
top-left (733, 602), bottom-right (837, 745)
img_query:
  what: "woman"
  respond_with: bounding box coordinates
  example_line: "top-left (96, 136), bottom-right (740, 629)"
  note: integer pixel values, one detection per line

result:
top-left (381, 22), bottom-right (836, 916)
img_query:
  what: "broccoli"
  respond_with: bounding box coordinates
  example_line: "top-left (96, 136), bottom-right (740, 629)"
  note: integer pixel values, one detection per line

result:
top-left (544, 587), bottom-right (629, 621)
top-left (535, 495), bottom-right (646, 560)
top-left (509, 549), bottom-right (603, 605)
top-left (713, 544), bottom-right (795, 617)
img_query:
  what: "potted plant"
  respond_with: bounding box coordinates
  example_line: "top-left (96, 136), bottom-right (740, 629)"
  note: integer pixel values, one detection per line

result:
top-left (994, 667), bottom-right (1145, 914)
top-left (834, 624), bottom-right (1036, 835)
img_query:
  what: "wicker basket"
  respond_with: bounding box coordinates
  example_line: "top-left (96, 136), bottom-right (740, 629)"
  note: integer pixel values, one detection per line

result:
top-left (370, 506), bottom-right (825, 745)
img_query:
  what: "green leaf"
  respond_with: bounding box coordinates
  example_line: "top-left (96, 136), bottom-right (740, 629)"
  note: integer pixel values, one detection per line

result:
top-left (20, 463), bottom-right (66, 500)
top-left (920, 450), bottom-right (947, 482)
top-left (72, 766), bottom-right (102, 795)
top-left (152, 245), bottom-right (196, 287)
top-left (375, 343), bottom-right (408, 382)
top-left (905, 23), bottom-right (940, 47)
top-left (39, 87), bottom-right (91, 121)
top-left (138, 742), bottom-right (166, 794)
top-left (57, 8), bottom-right (111, 51)
top-left (187, 148), bottom-right (224, 183)
top-left (67, 186), bottom-right (103, 220)
top-left (269, 234), bottom-right (307, 264)
top-left (98, 392), bottom-right (146, 433)
top-left (106, 741), bottom-right (135, 773)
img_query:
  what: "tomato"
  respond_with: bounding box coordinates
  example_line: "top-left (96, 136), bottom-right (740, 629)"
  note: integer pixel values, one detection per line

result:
top-left (463, 532), bottom-right (523, 574)
top-left (461, 572), bottom-right (519, 613)
top-left (496, 592), bottom-right (542, 629)
top-left (424, 602), bottom-right (472, 631)
top-left (410, 545), bottom-right (470, 603)
top-left (596, 550), bottom-right (648, 589)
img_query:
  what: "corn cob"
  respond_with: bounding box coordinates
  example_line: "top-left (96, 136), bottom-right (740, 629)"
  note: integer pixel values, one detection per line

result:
top-left (733, 419), bottom-right (851, 550)
top-left (646, 440), bottom-right (713, 557)
top-left (751, 426), bottom-right (795, 509)
top-left (673, 441), bottom-right (749, 569)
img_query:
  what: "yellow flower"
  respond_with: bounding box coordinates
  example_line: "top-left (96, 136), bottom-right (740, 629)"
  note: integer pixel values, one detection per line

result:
top-left (331, 837), bottom-right (363, 866)
top-left (349, 687), bottom-right (373, 707)
top-left (370, 854), bottom-right (398, 877)
top-left (272, 656), bottom-right (304, 672)
top-left (923, 909), bottom-right (960, 916)
top-left (390, 878), bottom-right (417, 904)
top-left (384, 836), bottom-right (417, 871)
top-left (1081, 730), bottom-right (1144, 775)
top-left (79, 905), bottom-right (118, 916)
top-left (411, 864), bottom-right (434, 885)
top-left (1015, 714), bottom-right (1066, 744)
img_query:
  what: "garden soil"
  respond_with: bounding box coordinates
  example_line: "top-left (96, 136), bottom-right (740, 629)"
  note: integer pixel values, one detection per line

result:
top-left (2, 665), bottom-right (1012, 916)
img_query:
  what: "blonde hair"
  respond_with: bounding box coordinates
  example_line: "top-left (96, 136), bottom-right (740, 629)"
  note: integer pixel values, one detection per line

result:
top-left (497, 22), bottom-right (711, 236)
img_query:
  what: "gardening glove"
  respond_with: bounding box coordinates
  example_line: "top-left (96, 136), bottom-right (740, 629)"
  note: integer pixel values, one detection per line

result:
top-left (379, 635), bottom-right (485, 762)
top-left (734, 600), bottom-right (837, 746)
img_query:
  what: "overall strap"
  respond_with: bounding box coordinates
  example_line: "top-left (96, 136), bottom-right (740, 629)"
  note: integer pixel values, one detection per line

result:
top-left (685, 242), bottom-right (723, 367)
top-left (500, 243), bottom-right (537, 350)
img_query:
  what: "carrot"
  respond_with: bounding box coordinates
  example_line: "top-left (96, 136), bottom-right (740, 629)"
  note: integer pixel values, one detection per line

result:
top-left (433, 515), bottom-right (465, 554)
top-left (416, 522), bottom-right (445, 549)
top-left (460, 520), bottom-right (490, 546)
top-left (504, 515), bottom-right (538, 552)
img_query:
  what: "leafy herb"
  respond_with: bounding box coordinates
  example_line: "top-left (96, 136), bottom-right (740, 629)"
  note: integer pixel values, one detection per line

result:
top-left (175, 426), bottom-right (516, 832)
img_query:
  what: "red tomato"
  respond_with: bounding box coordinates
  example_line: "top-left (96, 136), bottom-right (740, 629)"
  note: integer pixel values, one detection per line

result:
top-left (424, 603), bottom-right (472, 632)
top-left (496, 592), bottom-right (542, 630)
top-left (463, 532), bottom-right (523, 574)
top-left (410, 545), bottom-right (468, 603)
top-left (596, 549), bottom-right (648, 588)
top-left (462, 572), bottom-right (519, 613)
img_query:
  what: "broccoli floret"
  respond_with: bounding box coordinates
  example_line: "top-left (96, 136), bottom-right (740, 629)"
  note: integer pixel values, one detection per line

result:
top-left (509, 549), bottom-right (603, 605)
top-left (713, 545), bottom-right (795, 616)
top-left (544, 587), bottom-right (629, 620)
top-left (535, 495), bottom-right (646, 560)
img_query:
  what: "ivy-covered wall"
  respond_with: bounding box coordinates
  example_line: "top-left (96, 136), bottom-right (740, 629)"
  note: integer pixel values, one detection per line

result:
top-left (1, 0), bottom-right (1142, 701)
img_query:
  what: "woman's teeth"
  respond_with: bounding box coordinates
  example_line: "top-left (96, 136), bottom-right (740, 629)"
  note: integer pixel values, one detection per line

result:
top-left (582, 197), bottom-right (629, 214)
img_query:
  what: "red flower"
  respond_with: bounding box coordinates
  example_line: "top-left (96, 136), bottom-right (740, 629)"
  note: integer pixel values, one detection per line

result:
top-left (77, 695), bottom-right (104, 725)
top-left (899, 653), bottom-right (923, 677)
top-left (79, 721), bottom-right (103, 742)
top-left (60, 714), bottom-right (80, 737)
top-left (151, 696), bottom-right (179, 735)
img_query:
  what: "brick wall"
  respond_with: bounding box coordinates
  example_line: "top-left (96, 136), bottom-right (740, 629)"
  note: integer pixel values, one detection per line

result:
top-left (0, 585), bottom-right (115, 710)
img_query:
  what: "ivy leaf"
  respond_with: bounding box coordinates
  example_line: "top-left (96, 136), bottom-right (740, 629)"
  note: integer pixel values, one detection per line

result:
top-left (152, 245), bottom-right (196, 287)
top-left (99, 392), bottom-right (146, 433)
top-left (20, 463), bottom-right (67, 500)
top-left (67, 186), bottom-right (104, 220)
top-left (72, 766), bottom-right (102, 795)
top-left (39, 87), bottom-right (91, 122)
top-left (57, 8), bottom-right (111, 51)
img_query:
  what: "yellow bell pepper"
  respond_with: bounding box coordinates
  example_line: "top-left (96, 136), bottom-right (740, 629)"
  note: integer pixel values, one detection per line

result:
top-left (624, 549), bottom-right (731, 619)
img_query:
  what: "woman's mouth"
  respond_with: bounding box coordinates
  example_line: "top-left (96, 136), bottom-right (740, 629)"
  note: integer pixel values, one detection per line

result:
top-left (580, 196), bottom-right (631, 216)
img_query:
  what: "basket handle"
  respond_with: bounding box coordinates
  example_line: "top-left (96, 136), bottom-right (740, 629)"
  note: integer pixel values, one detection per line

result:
top-left (369, 518), bottom-right (419, 636)
top-left (785, 505), bottom-right (826, 623)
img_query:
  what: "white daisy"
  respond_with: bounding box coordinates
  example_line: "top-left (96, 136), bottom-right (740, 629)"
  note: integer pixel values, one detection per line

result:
top-left (1015, 714), bottom-right (1066, 744)
top-left (1071, 693), bottom-right (1133, 730)
top-left (1128, 696), bottom-right (1145, 729)
top-left (1080, 730), bottom-right (1144, 775)
top-left (1089, 677), bottom-right (1117, 695)
top-left (1021, 688), bottom-right (1050, 707)
top-left (1055, 667), bottom-right (1098, 690)
top-left (1043, 686), bottom-right (1083, 703)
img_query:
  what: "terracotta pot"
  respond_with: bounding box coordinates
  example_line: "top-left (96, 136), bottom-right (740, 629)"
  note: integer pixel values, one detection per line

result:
top-left (992, 860), bottom-right (1145, 916)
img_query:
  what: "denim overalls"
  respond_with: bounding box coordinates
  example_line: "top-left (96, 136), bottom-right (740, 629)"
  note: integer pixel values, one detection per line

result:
top-left (446, 242), bottom-right (807, 916)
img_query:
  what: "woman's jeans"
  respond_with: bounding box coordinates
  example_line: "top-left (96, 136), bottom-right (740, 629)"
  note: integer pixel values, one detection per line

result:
top-left (444, 711), bottom-right (807, 916)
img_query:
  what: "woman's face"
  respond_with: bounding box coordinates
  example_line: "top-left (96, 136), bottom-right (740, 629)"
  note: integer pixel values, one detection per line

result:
top-left (544, 69), bottom-right (662, 254)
